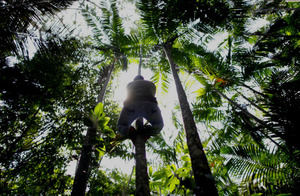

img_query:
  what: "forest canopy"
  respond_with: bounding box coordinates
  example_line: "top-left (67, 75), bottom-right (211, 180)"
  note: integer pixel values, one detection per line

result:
top-left (0, 0), bottom-right (300, 195)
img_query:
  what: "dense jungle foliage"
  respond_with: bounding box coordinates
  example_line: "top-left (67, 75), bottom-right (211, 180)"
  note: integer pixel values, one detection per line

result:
top-left (0, 0), bottom-right (299, 195)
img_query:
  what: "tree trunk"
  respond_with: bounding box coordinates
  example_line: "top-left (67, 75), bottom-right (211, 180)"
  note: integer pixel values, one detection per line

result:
top-left (124, 166), bottom-right (135, 195)
top-left (71, 127), bottom-right (96, 195)
top-left (163, 44), bottom-right (218, 196)
top-left (97, 63), bottom-right (115, 105)
top-left (71, 62), bottom-right (115, 195)
top-left (138, 45), bottom-right (142, 75)
top-left (131, 118), bottom-right (150, 196)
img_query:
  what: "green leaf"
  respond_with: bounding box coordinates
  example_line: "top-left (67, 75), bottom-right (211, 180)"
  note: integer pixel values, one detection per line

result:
top-left (103, 127), bottom-right (116, 138)
top-left (169, 176), bottom-right (180, 192)
top-left (149, 166), bottom-right (153, 176)
top-left (103, 117), bottom-right (110, 125)
top-left (96, 147), bottom-right (106, 160)
top-left (194, 88), bottom-right (206, 97)
top-left (98, 117), bottom-right (109, 126)
top-left (152, 169), bottom-right (165, 181)
top-left (94, 102), bottom-right (104, 118)
top-left (248, 35), bottom-right (258, 45)
top-left (169, 178), bottom-right (176, 192)
top-left (181, 155), bottom-right (190, 162)
top-left (170, 164), bottom-right (176, 171)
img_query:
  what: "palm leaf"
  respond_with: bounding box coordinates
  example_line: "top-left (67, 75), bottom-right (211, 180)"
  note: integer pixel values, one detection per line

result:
top-left (221, 144), bottom-right (295, 194)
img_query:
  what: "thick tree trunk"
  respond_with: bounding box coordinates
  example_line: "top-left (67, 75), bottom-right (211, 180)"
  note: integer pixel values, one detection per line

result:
top-left (71, 62), bottom-right (115, 195)
top-left (163, 44), bottom-right (218, 196)
top-left (131, 118), bottom-right (150, 196)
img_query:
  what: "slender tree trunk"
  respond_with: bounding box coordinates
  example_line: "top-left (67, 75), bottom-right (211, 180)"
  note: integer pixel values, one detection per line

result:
top-left (163, 44), bottom-right (218, 196)
top-left (124, 166), bottom-right (135, 195)
top-left (97, 63), bottom-right (115, 105)
top-left (131, 118), bottom-right (150, 196)
top-left (71, 62), bottom-right (115, 195)
top-left (138, 45), bottom-right (142, 76)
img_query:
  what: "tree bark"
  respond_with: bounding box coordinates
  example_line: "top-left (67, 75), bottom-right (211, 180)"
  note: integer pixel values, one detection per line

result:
top-left (71, 127), bottom-right (96, 195)
top-left (71, 61), bottom-right (115, 195)
top-left (97, 63), bottom-right (115, 105)
top-left (132, 118), bottom-right (150, 196)
top-left (163, 44), bottom-right (218, 196)
top-left (138, 46), bottom-right (142, 76)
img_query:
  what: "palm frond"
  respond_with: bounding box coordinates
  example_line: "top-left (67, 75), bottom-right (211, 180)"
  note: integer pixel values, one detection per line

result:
top-left (150, 68), bottom-right (170, 94)
top-left (0, 0), bottom-right (75, 58)
top-left (147, 134), bottom-right (177, 165)
top-left (221, 144), bottom-right (296, 194)
top-left (263, 71), bottom-right (300, 152)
